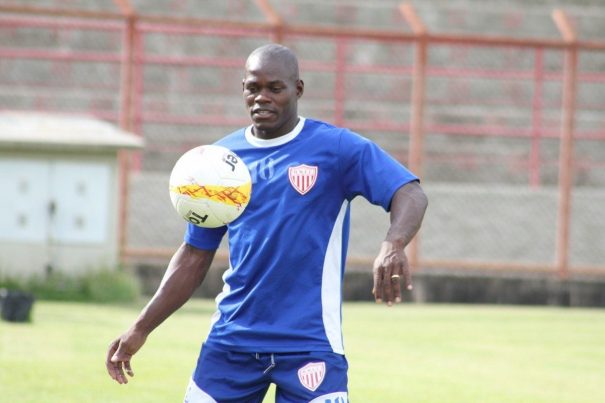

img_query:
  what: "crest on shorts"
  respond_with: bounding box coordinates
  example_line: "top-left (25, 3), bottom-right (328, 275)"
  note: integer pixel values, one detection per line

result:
top-left (288, 164), bottom-right (318, 195)
top-left (298, 361), bottom-right (326, 392)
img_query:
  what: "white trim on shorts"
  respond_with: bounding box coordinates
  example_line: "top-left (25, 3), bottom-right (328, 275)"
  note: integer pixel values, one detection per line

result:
top-left (309, 391), bottom-right (348, 403)
top-left (184, 378), bottom-right (217, 403)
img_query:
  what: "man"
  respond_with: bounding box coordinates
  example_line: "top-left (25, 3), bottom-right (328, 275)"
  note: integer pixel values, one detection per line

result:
top-left (106, 44), bottom-right (428, 402)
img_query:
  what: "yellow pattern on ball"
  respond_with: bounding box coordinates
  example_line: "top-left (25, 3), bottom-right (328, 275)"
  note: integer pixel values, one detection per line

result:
top-left (170, 182), bottom-right (251, 207)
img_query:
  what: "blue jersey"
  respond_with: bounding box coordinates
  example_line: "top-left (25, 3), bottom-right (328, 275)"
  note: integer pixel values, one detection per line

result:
top-left (185, 117), bottom-right (418, 354)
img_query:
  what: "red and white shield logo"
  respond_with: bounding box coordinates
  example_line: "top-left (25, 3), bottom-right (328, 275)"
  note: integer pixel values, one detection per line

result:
top-left (298, 361), bottom-right (326, 392)
top-left (288, 164), bottom-right (318, 195)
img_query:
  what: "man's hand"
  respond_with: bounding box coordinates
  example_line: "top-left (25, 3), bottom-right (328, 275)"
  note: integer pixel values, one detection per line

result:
top-left (105, 328), bottom-right (147, 384)
top-left (104, 244), bottom-right (216, 385)
top-left (372, 240), bottom-right (413, 306)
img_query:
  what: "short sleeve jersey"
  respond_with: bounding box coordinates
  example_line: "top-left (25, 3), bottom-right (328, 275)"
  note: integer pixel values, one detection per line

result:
top-left (185, 117), bottom-right (418, 354)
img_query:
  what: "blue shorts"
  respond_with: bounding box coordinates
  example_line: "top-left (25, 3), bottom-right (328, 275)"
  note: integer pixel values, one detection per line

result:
top-left (184, 343), bottom-right (348, 403)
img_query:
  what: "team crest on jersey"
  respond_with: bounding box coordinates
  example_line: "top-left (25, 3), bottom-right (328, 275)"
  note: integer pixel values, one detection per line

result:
top-left (288, 164), bottom-right (318, 195)
top-left (298, 361), bottom-right (326, 392)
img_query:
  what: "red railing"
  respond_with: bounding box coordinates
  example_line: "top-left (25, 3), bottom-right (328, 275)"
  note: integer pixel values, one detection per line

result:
top-left (1, 1), bottom-right (604, 278)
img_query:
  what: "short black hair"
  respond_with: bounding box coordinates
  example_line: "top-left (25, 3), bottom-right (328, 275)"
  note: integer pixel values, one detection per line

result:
top-left (245, 44), bottom-right (300, 81)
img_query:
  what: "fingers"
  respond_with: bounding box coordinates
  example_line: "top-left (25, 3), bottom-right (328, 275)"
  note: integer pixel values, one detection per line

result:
top-left (373, 263), bottom-right (400, 307)
top-left (105, 340), bottom-right (120, 381)
top-left (401, 256), bottom-right (413, 291)
top-left (391, 273), bottom-right (402, 304)
top-left (123, 360), bottom-right (134, 377)
top-left (106, 339), bottom-right (134, 385)
top-left (373, 256), bottom-right (413, 307)
top-left (382, 265), bottom-right (394, 306)
top-left (372, 265), bottom-right (384, 304)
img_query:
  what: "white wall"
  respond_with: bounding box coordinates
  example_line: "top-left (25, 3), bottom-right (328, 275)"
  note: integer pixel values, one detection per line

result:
top-left (0, 151), bottom-right (120, 277)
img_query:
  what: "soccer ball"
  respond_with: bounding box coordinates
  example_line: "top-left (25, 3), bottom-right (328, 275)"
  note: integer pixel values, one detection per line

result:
top-left (169, 145), bottom-right (252, 228)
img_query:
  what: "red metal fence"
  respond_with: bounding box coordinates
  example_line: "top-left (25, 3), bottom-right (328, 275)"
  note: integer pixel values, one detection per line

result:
top-left (1, 1), bottom-right (604, 278)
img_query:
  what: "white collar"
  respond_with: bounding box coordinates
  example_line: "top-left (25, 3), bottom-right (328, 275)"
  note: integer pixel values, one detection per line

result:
top-left (245, 117), bottom-right (305, 148)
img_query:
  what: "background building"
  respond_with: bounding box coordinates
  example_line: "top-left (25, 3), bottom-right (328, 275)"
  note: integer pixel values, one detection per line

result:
top-left (1, 0), bottom-right (604, 304)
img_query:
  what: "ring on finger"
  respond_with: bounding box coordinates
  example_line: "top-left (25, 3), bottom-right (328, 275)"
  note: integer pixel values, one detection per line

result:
top-left (391, 274), bottom-right (400, 280)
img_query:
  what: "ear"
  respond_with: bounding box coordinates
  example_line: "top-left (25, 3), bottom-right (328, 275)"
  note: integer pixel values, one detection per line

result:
top-left (296, 79), bottom-right (304, 99)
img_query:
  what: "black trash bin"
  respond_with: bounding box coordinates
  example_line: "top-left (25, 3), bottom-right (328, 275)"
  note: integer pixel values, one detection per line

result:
top-left (0, 289), bottom-right (35, 322)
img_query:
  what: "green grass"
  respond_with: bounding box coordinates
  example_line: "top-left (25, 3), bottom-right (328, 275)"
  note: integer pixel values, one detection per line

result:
top-left (1, 300), bottom-right (604, 402)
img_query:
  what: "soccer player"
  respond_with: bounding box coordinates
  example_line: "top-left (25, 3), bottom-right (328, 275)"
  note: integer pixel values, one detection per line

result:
top-left (106, 43), bottom-right (428, 402)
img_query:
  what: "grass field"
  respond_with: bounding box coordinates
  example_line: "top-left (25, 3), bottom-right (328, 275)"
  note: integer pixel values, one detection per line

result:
top-left (1, 299), bottom-right (604, 403)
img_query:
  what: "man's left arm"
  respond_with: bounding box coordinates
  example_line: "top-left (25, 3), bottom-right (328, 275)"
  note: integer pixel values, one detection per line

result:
top-left (372, 181), bottom-right (428, 306)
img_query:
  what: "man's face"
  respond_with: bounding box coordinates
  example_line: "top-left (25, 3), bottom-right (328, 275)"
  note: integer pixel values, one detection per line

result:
top-left (242, 56), bottom-right (303, 139)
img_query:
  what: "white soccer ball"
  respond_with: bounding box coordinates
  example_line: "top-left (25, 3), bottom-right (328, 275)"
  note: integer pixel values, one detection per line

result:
top-left (169, 145), bottom-right (252, 228)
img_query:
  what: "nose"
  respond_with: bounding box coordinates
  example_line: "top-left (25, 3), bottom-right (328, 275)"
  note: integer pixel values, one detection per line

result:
top-left (254, 89), bottom-right (271, 104)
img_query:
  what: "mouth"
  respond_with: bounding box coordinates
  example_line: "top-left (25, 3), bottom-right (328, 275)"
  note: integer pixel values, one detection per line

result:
top-left (252, 109), bottom-right (276, 119)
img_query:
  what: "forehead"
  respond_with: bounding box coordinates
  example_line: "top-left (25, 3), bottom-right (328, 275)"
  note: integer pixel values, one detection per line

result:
top-left (244, 55), bottom-right (293, 83)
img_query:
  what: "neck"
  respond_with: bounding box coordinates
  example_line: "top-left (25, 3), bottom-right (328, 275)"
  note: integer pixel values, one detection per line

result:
top-left (253, 117), bottom-right (300, 140)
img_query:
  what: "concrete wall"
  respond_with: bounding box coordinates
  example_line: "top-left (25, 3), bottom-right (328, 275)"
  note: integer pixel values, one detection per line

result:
top-left (1, 1), bottom-right (604, 300)
top-left (136, 264), bottom-right (605, 307)
top-left (351, 184), bottom-right (605, 268)
top-left (129, 174), bottom-right (605, 306)
top-left (128, 174), bottom-right (605, 270)
top-left (2, 1), bottom-right (605, 185)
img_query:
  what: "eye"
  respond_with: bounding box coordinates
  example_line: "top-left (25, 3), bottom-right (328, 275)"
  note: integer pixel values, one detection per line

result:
top-left (245, 84), bottom-right (258, 93)
top-left (271, 86), bottom-right (283, 93)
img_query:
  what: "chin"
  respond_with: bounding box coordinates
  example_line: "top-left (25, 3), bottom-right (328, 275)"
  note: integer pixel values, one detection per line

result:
top-left (252, 121), bottom-right (277, 133)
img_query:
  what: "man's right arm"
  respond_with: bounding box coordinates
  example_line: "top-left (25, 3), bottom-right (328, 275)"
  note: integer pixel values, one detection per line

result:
top-left (105, 242), bottom-right (216, 384)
